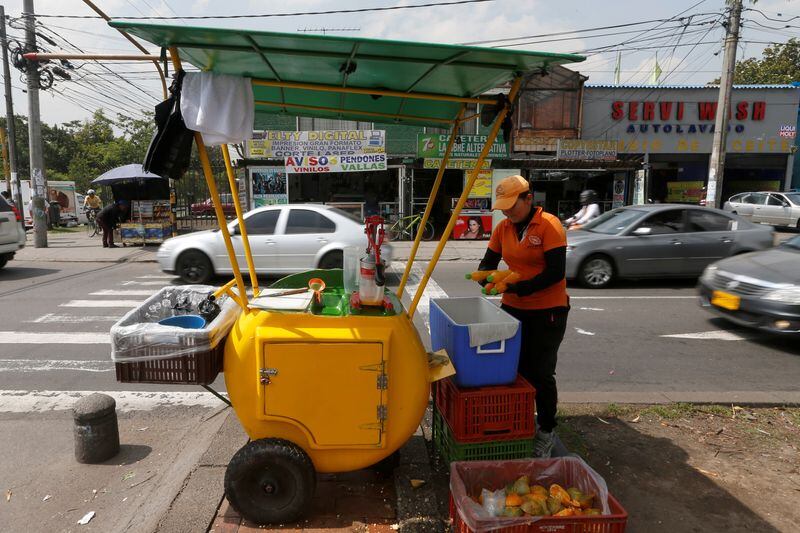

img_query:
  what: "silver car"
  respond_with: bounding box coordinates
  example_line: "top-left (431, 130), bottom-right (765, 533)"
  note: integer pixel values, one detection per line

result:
top-left (566, 204), bottom-right (774, 288)
top-left (723, 191), bottom-right (800, 229)
top-left (157, 204), bottom-right (392, 284)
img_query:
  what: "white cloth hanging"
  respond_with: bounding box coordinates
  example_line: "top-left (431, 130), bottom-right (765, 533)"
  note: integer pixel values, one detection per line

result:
top-left (180, 72), bottom-right (255, 146)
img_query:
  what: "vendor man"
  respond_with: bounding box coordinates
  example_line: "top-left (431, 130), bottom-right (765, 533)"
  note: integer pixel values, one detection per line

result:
top-left (95, 200), bottom-right (130, 248)
top-left (477, 175), bottom-right (569, 458)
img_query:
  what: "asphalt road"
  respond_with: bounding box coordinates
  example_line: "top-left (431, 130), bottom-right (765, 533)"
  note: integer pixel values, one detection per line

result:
top-left (1, 258), bottom-right (798, 399)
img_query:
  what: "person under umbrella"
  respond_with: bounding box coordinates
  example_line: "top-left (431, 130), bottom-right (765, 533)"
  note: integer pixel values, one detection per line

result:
top-left (96, 200), bottom-right (130, 248)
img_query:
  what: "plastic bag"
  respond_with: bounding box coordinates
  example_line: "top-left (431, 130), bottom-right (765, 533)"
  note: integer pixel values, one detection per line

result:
top-left (450, 457), bottom-right (611, 532)
top-left (110, 285), bottom-right (239, 362)
top-left (480, 488), bottom-right (506, 517)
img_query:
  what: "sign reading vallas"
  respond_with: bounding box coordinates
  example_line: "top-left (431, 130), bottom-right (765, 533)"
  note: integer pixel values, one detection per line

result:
top-left (417, 134), bottom-right (509, 158)
top-left (285, 153), bottom-right (387, 174)
top-left (247, 130), bottom-right (385, 158)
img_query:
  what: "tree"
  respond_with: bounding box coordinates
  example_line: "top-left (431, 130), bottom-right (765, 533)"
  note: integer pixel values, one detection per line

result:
top-left (711, 38), bottom-right (800, 84)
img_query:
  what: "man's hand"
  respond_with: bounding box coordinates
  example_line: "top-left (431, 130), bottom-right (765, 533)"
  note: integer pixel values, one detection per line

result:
top-left (504, 280), bottom-right (534, 297)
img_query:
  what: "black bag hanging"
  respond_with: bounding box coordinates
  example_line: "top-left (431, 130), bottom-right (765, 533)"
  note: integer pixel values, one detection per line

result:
top-left (143, 69), bottom-right (194, 180)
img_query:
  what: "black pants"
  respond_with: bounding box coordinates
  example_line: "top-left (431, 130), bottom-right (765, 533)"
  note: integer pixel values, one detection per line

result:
top-left (98, 218), bottom-right (114, 247)
top-left (501, 304), bottom-right (569, 432)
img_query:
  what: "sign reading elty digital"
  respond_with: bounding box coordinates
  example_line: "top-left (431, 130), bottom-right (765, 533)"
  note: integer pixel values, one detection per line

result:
top-left (581, 86), bottom-right (800, 154)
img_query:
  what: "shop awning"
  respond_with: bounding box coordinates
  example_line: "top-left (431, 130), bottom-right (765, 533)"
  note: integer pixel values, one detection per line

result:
top-left (110, 21), bottom-right (584, 128)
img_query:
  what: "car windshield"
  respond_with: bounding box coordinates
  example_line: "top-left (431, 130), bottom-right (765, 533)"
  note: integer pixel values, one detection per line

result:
top-left (325, 206), bottom-right (362, 224)
top-left (580, 208), bottom-right (648, 234)
top-left (784, 193), bottom-right (800, 206)
top-left (782, 235), bottom-right (800, 250)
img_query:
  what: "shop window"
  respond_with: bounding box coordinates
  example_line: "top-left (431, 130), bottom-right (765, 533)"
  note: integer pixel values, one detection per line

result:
top-left (424, 126), bottom-right (449, 135)
top-left (688, 211), bottom-right (733, 232)
top-left (242, 209), bottom-right (279, 235)
top-left (460, 103), bottom-right (478, 135)
top-left (636, 209), bottom-right (685, 234)
top-left (298, 118), bottom-right (372, 130)
top-left (286, 209), bottom-right (336, 234)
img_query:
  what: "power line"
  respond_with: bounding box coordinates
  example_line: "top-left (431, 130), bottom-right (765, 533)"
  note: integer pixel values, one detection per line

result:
top-left (743, 8), bottom-right (800, 24)
top-left (29, 0), bottom-right (498, 20)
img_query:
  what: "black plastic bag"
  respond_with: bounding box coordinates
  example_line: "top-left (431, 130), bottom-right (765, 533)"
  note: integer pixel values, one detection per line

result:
top-left (143, 70), bottom-right (194, 180)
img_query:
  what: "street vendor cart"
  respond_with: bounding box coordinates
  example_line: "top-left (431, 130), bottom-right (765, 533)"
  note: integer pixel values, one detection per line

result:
top-left (27, 23), bottom-right (583, 525)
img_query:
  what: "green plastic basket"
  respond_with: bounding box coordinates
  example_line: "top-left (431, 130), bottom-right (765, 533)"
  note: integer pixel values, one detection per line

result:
top-left (433, 409), bottom-right (534, 465)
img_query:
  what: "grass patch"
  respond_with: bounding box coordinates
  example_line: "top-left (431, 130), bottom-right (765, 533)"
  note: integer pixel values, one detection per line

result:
top-left (48, 226), bottom-right (80, 233)
top-left (555, 418), bottom-right (588, 458)
top-left (603, 403), bottom-right (635, 418)
top-left (696, 404), bottom-right (733, 417)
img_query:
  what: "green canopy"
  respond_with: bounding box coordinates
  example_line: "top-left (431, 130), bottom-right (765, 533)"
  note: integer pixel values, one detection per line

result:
top-left (111, 22), bottom-right (584, 127)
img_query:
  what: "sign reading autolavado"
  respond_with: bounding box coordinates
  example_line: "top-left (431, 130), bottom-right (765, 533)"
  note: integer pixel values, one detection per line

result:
top-left (247, 130), bottom-right (386, 158)
top-left (417, 134), bottom-right (509, 158)
top-left (285, 153), bottom-right (388, 174)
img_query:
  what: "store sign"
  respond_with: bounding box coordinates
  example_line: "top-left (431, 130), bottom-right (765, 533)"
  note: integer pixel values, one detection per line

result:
top-left (612, 177), bottom-right (625, 208)
top-left (285, 153), bottom-right (387, 174)
top-left (416, 134), bottom-right (508, 158)
top-left (423, 158), bottom-right (491, 170)
top-left (250, 166), bottom-right (288, 206)
top-left (582, 87), bottom-right (800, 154)
top-left (247, 130), bottom-right (385, 158)
top-left (779, 125), bottom-right (796, 138)
top-left (557, 139), bottom-right (617, 161)
top-left (466, 169), bottom-right (493, 198)
top-left (667, 181), bottom-right (705, 203)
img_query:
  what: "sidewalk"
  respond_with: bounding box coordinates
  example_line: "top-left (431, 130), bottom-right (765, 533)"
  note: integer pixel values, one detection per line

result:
top-left (16, 230), bottom-right (159, 263)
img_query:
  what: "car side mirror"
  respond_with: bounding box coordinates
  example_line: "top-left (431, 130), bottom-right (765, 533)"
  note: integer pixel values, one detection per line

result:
top-left (633, 227), bottom-right (652, 236)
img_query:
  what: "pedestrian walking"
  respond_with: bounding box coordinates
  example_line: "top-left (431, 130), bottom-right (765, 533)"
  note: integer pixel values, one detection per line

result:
top-left (476, 175), bottom-right (569, 458)
top-left (95, 200), bottom-right (130, 248)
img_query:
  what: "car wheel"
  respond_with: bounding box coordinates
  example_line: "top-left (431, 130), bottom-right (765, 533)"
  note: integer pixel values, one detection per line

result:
top-left (318, 250), bottom-right (343, 269)
top-left (0, 255), bottom-right (8, 269)
top-left (176, 250), bottom-right (214, 284)
top-left (579, 255), bottom-right (614, 289)
top-left (224, 438), bottom-right (316, 525)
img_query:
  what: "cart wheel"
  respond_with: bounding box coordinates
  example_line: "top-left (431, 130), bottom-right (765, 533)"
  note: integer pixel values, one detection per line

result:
top-left (224, 438), bottom-right (316, 525)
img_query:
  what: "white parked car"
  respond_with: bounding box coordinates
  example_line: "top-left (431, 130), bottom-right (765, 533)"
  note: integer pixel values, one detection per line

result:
top-left (0, 195), bottom-right (25, 269)
top-left (157, 204), bottom-right (393, 284)
top-left (723, 191), bottom-right (800, 229)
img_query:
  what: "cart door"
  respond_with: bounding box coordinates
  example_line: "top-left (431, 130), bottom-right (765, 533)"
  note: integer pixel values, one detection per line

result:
top-left (262, 342), bottom-right (385, 447)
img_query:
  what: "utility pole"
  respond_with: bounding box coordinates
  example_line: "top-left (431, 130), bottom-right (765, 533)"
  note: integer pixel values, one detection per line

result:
top-left (23, 0), bottom-right (46, 246)
top-left (0, 5), bottom-right (22, 211)
top-left (705, 0), bottom-right (742, 209)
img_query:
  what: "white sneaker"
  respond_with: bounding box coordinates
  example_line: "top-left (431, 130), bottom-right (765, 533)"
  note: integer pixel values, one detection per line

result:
top-left (533, 430), bottom-right (554, 458)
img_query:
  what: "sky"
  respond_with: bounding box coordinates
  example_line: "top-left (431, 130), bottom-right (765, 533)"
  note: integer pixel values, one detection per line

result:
top-left (1, 0), bottom-right (798, 127)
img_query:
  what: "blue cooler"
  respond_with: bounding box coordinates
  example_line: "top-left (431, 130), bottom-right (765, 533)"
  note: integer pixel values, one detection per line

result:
top-left (430, 297), bottom-right (521, 387)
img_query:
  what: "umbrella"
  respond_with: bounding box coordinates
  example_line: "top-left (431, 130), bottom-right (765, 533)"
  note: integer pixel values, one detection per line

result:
top-left (92, 164), bottom-right (164, 185)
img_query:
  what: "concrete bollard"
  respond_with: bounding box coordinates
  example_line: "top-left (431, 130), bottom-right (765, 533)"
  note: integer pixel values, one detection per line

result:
top-left (73, 393), bottom-right (120, 464)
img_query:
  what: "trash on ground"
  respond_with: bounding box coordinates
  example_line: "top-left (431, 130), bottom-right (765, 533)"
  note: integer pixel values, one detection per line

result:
top-left (410, 479), bottom-right (426, 489)
top-left (5, 489), bottom-right (11, 502)
top-left (42, 495), bottom-right (52, 502)
top-left (77, 511), bottom-right (95, 525)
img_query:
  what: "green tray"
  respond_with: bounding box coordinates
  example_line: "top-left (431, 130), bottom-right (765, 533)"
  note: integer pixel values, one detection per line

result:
top-left (433, 409), bottom-right (534, 465)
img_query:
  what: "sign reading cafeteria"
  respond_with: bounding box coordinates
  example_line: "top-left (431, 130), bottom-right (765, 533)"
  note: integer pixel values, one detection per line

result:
top-left (247, 130), bottom-right (385, 158)
top-left (581, 86), bottom-right (800, 154)
top-left (285, 153), bottom-right (388, 174)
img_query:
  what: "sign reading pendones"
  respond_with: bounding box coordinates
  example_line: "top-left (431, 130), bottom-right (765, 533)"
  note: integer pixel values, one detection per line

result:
top-left (285, 153), bottom-right (388, 174)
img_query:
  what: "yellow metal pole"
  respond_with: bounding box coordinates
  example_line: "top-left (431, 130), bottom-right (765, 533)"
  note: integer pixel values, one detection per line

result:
top-left (169, 46), bottom-right (249, 308)
top-left (252, 78), bottom-right (497, 106)
top-left (408, 77), bottom-right (523, 319)
top-left (396, 105), bottom-right (464, 297)
top-left (222, 144), bottom-right (260, 295)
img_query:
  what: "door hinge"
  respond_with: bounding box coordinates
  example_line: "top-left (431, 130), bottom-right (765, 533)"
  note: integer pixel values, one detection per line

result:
top-left (377, 373), bottom-right (388, 390)
top-left (377, 405), bottom-right (388, 421)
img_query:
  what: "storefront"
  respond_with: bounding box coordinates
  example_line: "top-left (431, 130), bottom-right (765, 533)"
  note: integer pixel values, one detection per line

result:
top-left (581, 84), bottom-right (800, 203)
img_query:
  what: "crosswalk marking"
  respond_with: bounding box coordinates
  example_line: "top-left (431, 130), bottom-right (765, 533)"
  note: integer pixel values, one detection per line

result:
top-left (0, 359), bottom-right (112, 373)
top-left (28, 314), bottom-right (120, 323)
top-left (136, 275), bottom-right (173, 279)
top-left (0, 332), bottom-right (109, 344)
top-left (661, 330), bottom-right (750, 341)
top-left (61, 300), bottom-right (143, 308)
top-left (122, 280), bottom-right (170, 286)
top-left (0, 390), bottom-right (227, 412)
top-left (90, 289), bottom-right (157, 296)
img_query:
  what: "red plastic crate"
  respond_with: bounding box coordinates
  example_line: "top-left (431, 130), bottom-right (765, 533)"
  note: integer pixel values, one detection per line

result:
top-left (434, 375), bottom-right (536, 443)
top-left (449, 493), bottom-right (628, 533)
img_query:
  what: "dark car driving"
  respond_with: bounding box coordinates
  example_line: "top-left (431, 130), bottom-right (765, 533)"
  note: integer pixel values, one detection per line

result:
top-left (698, 235), bottom-right (800, 333)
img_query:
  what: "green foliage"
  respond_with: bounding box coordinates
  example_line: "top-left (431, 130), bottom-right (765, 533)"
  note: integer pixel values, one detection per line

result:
top-left (711, 38), bottom-right (800, 84)
top-left (0, 109), bottom-right (154, 194)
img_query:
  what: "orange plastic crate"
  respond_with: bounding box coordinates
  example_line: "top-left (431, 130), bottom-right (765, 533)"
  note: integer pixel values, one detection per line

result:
top-left (435, 375), bottom-right (535, 443)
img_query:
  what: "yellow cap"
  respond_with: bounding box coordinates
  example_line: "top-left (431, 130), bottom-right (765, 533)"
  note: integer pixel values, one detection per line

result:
top-left (491, 175), bottom-right (529, 210)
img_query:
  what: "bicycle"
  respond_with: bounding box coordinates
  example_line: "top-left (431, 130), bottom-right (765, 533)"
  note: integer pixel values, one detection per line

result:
top-left (86, 208), bottom-right (100, 237)
top-left (387, 212), bottom-right (435, 241)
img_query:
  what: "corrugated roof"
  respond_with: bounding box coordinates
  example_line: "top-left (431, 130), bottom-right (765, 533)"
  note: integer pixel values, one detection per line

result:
top-left (585, 84), bottom-right (799, 89)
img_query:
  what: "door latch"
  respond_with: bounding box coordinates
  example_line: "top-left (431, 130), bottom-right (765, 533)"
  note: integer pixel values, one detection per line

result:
top-left (259, 367), bottom-right (278, 385)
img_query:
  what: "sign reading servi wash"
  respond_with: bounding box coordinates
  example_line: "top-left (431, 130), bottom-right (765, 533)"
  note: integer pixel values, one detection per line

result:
top-left (247, 130), bottom-right (386, 158)
top-left (417, 134), bottom-right (509, 159)
top-left (581, 86), bottom-right (800, 154)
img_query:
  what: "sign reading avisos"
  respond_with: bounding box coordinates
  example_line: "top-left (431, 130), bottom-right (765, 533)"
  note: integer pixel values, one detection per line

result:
top-left (416, 134), bottom-right (509, 158)
top-left (285, 153), bottom-right (388, 174)
top-left (247, 130), bottom-right (385, 158)
top-left (581, 86), bottom-right (800, 154)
